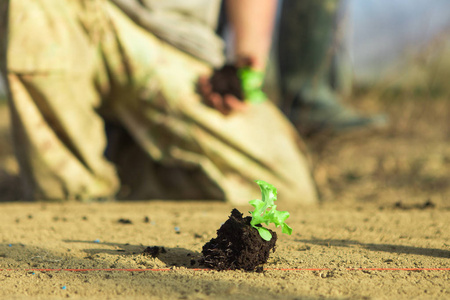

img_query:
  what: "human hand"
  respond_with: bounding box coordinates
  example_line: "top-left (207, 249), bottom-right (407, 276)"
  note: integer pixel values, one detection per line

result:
top-left (197, 64), bottom-right (247, 115)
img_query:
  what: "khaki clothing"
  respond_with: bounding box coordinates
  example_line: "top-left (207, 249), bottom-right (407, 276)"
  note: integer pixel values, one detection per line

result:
top-left (110, 0), bottom-right (225, 66)
top-left (1, 0), bottom-right (318, 204)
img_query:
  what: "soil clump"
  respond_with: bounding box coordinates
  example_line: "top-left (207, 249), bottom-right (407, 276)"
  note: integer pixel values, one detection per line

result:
top-left (201, 209), bottom-right (277, 271)
top-left (207, 65), bottom-right (243, 100)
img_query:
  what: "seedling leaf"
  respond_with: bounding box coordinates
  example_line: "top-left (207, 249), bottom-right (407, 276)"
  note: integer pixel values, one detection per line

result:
top-left (249, 180), bottom-right (292, 241)
top-left (256, 227), bottom-right (272, 241)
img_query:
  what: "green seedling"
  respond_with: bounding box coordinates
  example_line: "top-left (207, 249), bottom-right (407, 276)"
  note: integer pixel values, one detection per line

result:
top-left (238, 67), bottom-right (267, 103)
top-left (249, 180), bottom-right (292, 241)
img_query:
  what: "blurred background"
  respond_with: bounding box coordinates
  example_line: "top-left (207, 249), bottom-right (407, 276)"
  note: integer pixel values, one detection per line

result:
top-left (351, 0), bottom-right (450, 85)
top-left (2, 0), bottom-right (450, 98)
top-left (1, 0), bottom-right (449, 205)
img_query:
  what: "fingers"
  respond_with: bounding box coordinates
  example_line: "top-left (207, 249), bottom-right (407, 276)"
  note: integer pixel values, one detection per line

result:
top-left (209, 94), bottom-right (246, 115)
top-left (224, 95), bottom-right (247, 113)
top-left (209, 92), bottom-right (228, 114)
top-left (197, 76), bottom-right (212, 100)
top-left (197, 75), bottom-right (247, 115)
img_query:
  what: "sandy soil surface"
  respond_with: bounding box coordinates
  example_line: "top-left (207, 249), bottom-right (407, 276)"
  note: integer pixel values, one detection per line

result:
top-left (0, 96), bottom-right (449, 299)
top-left (0, 201), bottom-right (449, 299)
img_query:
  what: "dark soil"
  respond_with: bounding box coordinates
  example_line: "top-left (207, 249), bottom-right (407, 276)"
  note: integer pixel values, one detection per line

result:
top-left (118, 218), bottom-right (133, 224)
top-left (201, 209), bottom-right (277, 272)
top-left (208, 65), bottom-right (243, 100)
top-left (143, 246), bottom-right (167, 258)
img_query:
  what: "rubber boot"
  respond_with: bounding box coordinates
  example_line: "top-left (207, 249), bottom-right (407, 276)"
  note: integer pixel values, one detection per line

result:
top-left (278, 0), bottom-right (386, 137)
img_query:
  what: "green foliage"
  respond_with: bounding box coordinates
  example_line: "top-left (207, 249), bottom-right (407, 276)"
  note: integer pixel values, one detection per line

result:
top-left (238, 67), bottom-right (267, 104)
top-left (249, 180), bottom-right (292, 241)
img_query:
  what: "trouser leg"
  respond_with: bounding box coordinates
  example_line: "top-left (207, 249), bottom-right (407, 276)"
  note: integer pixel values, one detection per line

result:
top-left (278, 0), bottom-right (339, 108)
top-left (0, 0), bottom-right (8, 77)
top-left (278, 0), bottom-right (385, 135)
top-left (4, 0), bottom-right (118, 201)
top-left (7, 74), bottom-right (119, 201)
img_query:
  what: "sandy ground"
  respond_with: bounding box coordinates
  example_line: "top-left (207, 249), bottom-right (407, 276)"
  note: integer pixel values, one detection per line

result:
top-left (0, 96), bottom-right (449, 299)
top-left (0, 201), bottom-right (449, 299)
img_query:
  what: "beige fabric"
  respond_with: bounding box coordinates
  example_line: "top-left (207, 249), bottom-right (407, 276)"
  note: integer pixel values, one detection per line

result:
top-left (110, 0), bottom-right (225, 66)
top-left (2, 0), bottom-right (318, 204)
top-left (140, 0), bottom-right (222, 28)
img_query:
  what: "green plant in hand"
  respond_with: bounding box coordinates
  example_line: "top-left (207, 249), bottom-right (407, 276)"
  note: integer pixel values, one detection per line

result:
top-left (238, 67), bottom-right (267, 104)
top-left (249, 180), bottom-right (292, 241)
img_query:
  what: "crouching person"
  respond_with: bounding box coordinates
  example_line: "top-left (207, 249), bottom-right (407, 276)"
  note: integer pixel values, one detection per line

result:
top-left (0, 0), bottom-right (318, 204)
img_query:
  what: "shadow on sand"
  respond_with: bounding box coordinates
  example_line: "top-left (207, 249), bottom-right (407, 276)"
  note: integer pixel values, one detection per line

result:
top-left (298, 238), bottom-right (450, 259)
top-left (63, 240), bottom-right (202, 268)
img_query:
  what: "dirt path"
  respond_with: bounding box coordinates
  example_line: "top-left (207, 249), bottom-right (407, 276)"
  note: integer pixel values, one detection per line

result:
top-left (0, 201), bottom-right (449, 299)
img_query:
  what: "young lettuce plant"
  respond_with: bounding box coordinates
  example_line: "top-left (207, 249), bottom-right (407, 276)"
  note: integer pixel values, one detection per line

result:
top-left (249, 180), bottom-right (293, 241)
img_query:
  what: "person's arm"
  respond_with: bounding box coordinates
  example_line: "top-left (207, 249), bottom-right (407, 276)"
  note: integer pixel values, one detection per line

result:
top-left (198, 0), bottom-right (278, 114)
top-left (226, 0), bottom-right (277, 71)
